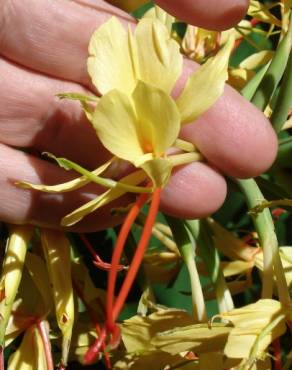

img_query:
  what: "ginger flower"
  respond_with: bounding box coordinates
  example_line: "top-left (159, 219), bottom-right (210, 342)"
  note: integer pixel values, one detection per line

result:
top-left (20, 16), bottom-right (233, 226)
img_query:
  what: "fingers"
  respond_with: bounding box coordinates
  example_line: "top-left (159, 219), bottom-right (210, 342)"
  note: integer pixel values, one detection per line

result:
top-left (0, 143), bottom-right (131, 231)
top-left (1, 42), bottom-right (277, 180)
top-left (0, 143), bottom-right (226, 230)
top-left (0, 0), bottom-right (133, 87)
top-left (155, 0), bottom-right (249, 30)
top-left (0, 58), bottom-right (109, 169)
top-left (160, 162), bottom-right (227, 219)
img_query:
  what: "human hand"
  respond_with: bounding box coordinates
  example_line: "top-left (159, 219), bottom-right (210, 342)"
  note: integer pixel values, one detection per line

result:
top-left (0, 0), bottom-right (277, 231)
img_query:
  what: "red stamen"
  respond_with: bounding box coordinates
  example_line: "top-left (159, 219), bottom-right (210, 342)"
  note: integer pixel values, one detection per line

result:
top-left (84, 327), bottom-right (107, 365)
top-left (111, 188), bottom-right (161, 323)
top-left (79, 233), bottom-right (126, 272)
top-left (272, 338), bottom-right (282, 370)
top-left (85, 188), bottom-right (161, 366)
top-left (73, 279), bottom-right (111, 368)
top-left (106, 193), bottom-right (149, 331)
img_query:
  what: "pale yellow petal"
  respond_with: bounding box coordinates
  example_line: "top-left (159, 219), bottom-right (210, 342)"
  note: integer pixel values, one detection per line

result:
top-left (142, 5), bottom-right (175, 36)
top-left (132, 81), bottom-right (180, 158)
top-left (141, 158), bottom-right (173, 188)
top-left (87, 17), bottom-right (136, 95)
top-left (135, 18), bottom-right (182, 93)
top-left (62, 171), bottom-right (147, 226)
top-left (177, 37), bottom-right (234, 125)
top-left (92, 89), bottom-right (144, 163)
top-left (217, 299), bottom-right (287, 359)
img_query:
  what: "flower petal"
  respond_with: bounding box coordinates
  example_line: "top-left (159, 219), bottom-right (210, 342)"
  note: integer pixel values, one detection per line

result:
top-left (92, 89), bottom-right (144, 163)
top-left (17, 158), bottom-right (114, 193)
top-left (87, 17), bottom-right (182, 96)
top-left (141, 158), bottom-right (173, 188)
top-left (62, 171), bottom-right (147, 226)
top-left (87, 17), bottom-right (137, 95)
top-left (132, 81), bottom-right (181, 159)
top-left (135, 18), bottom-right (182, 94)
top-left (177, 37), bottom-right (234, 125)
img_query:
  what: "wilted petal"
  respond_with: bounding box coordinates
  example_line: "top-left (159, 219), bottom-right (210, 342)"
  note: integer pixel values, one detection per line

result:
top-left (177, 37), bottom-right (234, 125)
top-left (217, 299), bottom-right (287, 359)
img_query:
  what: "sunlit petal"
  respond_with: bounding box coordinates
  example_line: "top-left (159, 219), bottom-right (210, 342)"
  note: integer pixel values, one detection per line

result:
top-left (88, 17), bottom-right (137, 95)
top-left (141, 158), bottom-right (173, 188)
top-left (177, 37), bottom-right (234, 125)
top-left (135, 18), bottom-right (182, 93)
top-left (17, 158), bottom-right (114, 193)
top-left (132, 81), bottom-right (180, 158)
top-left (92, 90), bottom-right (145, 163)
top-left (62, 171), bottom-right (147, 226)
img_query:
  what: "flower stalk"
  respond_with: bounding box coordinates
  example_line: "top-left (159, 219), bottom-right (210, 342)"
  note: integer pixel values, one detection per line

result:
top-left (235, 178), bottom-right (290, 304)
top-left (166, 217), bottom-right (207, 322)
top-left (0, 225), bottom-right (33, 360)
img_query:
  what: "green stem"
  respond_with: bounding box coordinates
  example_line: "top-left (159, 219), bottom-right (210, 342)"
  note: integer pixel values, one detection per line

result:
top-left (241, 62), bottom-right (271, 101)
top-left (271, 48), bottom-right (292, 133)
top-left (235, 179), bottom-right (290, 304)
top-left (186, 220), bottom-right (234, 313)
top-left (251, 12), bottom-right (292, 111)
top-left (166, 217), bottom-right (207, 322)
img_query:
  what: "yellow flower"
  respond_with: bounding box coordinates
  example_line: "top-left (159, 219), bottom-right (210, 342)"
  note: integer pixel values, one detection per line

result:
top-left (86, 16), bottom-right (233, 187)
top-left (19, 16), bottom-right (233, 226)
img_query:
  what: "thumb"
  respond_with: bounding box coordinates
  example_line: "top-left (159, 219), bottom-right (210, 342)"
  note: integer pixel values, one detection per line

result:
top-left (106, 0), bottom-right (248, 31)
top-left (156, 0), bottom-right (249, 30)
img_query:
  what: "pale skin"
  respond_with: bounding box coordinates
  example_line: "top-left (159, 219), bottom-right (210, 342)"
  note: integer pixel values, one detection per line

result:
top-left (0, 0), bottom-right (278, 231)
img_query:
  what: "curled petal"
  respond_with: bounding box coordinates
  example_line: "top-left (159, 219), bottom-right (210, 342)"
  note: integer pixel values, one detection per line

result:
top-left (62, 171), bottom-right (147, 226)
top-left (17, 158), bottom-right (114, 193)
